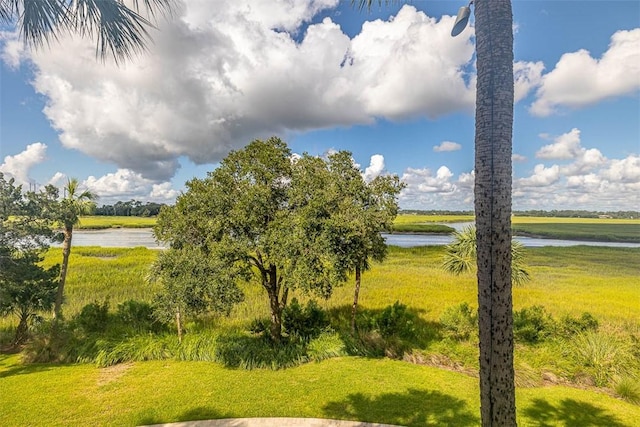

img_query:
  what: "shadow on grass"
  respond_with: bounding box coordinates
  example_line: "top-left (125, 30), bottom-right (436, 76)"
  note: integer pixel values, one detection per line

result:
top-left (137, 406), bottom-right (225, 426)
top-left (0, 360), bottom-right (54, 379)
top-left (323, 387), bottom-right (479, 426)
top-left (522, 398), bottom-right (628, 427)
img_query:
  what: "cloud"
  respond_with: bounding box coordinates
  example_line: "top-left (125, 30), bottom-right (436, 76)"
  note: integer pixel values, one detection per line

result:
top-left (83, 169), bottom-right (179, 205)
top-left (512, 130), bottom-right (639, 210)
top-left (0, 142), bottom-right (47, 184)
top-left (535, 128), bottom-right (606, 175)
top-left (530, 29), bottom-right (640, 116)
top-left (512, 153), bottom-right (527, 162)
top-left (433, 141), bottom-right (462, 152)
top-left (536, 128), bottom-right (583, 160)
top-left (514, 60), bottom-right (544, 102)
top-left (5, 2), bottom-right (477, 181)
top-left (363, 154), bottom-right (385, 181)
top-left (0, 30), bottom-right (25, 69)
top-left (518, 164), bottom-right (561, 187)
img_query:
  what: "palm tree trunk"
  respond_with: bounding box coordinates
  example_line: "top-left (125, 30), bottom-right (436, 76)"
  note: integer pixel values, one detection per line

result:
top-left (351, 264), bottom-right (362, 334)
top-left (54, 225), bottom-right (73, 319)
top-left (474, 0), bottom-right (516, 425)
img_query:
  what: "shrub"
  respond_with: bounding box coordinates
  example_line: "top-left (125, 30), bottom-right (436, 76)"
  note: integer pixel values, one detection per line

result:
top-left (513, 305), bottom-right (554, 344)
top-left (282, 298), bottom-right (328, 341)
top-left (116, 300), bottom-right (166, 334)
top-left (557, 312), bottom-right (599, 337)
top-left (371, 301), bottom-right (416, 339)
top-left (74, 300), bottom-right (110, 333)
top-left (440, 303), bottom-right (477, 341)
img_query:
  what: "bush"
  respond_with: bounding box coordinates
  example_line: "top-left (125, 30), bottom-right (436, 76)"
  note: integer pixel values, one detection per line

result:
top-left (116, 300), bottom-right (166, 334)
top-left (282, 298), bottom-right (328, 341)
top-left (557, 312), bottom-right (598, 337)
top-left (440, 303), bottom-right (477, 341)
top-left (74, 300), bottom-right (110, 333)
top-left (513, 305), bottom-right (554, 344)
top-left (371, 301), bottom-right (416, 340)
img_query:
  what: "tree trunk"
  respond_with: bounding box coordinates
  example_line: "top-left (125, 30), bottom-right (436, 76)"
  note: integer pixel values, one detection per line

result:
top-left (474, 1), bottom-right (517, 426)
top-left (266, 266), bottom-right (282, 342)
top-left (351, 264), bottom-right (362, 334)
top-left (54, 225), bottom-right (73, 319)
top-left (14, 310), bottom-right (29, 345)
top-left (175, 307), bottom-right (183, 343)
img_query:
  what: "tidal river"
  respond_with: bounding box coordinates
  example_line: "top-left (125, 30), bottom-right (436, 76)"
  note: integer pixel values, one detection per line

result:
top-left (59, 227), bottom-right (640, 249)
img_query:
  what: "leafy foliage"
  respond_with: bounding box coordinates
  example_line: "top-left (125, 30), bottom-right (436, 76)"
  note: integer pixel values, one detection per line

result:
top-left (149, 247), bottom-right (244, 338)
top-left (440, 303), bottom-right (477, 341)
top-left (0, 0), bottom-right (175, 63)
top-left (155, 138), bottom-right (402, 341)
top-left (282, 298), bottom-right (329, 341)
top-left (513, 305), bottom-right (554, 344)
top-left (442, 225), bottom-right (531, 286)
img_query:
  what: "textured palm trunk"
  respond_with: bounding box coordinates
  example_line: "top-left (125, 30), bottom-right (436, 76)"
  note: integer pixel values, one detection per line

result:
top-left (351, 265), bottom-right (362, 334)
top-left (54, 225), bottom-right (73, 319)
top-left (474, 0), bottom-right (517, 425)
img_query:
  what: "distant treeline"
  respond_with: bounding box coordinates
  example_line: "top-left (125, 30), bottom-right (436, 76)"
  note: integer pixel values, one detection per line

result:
top-left (401, 210), bottom-right (639, 219)
top-left (94, 200), bottom-right (167, 217)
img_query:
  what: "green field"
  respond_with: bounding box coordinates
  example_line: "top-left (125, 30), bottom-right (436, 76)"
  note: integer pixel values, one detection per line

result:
top-left (1, 244), bottom-right (639, 425)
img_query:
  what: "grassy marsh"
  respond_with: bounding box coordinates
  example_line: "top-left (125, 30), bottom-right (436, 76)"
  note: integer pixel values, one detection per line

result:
top-left (1, 244), bottom-right (639, 425)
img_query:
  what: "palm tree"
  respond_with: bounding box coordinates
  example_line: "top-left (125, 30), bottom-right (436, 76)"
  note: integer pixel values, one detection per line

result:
top-left (356, 1), bottom-right (517, 424)
top-left (473, 1), bottom-right (516, 425)
top-left (54, 178), bottom-right (97, 319)
top-left (442, 225), bottom-right (530, 286)
top-left (0, 0), bottom-right (174, 63)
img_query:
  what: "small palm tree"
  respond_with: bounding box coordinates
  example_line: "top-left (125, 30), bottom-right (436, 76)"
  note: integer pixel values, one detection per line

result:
top-left (0, 0), bottom-right (174, 63)
top-left (442, 225), bottom-right (530, 286)
top-left (54, 178), bottom-right (97, 319)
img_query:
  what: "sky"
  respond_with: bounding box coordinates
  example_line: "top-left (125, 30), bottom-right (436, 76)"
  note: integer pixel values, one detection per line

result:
top-left (1, 0), bottom-right (639, 211)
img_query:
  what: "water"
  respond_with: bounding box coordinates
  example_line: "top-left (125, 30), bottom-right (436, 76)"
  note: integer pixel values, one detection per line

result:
top-left (61, 227), bottom-right (640, 249)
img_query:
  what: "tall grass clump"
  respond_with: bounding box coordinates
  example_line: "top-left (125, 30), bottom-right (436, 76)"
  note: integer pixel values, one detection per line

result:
top-left (569, 331), bottom-right (633, 387)
top-left (615, 377), bottom-right (640, 404)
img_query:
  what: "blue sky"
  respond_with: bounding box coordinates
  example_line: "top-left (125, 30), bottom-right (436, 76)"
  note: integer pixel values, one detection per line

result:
top-left (1, 0), bottom-right (639, 211)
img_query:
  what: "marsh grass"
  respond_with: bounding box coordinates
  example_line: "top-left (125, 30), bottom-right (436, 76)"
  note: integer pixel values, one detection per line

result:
top-left (76, 216), bottom-right (157, 229)
top-left (1, 242), bottom-right (640, 425)
top-left (513, 223), bottom-right (640, 242)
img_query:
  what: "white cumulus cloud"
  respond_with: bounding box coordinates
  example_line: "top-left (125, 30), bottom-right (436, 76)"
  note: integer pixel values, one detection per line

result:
top-left (433, 141), bottom-right (462, 152)
top-left (530, 29), bottom-right (640, 116)
top-left (363, 154), bottom-right (385, 181)
top-left (4, 2), bottom-right (476, 181)
top-left (0, 142), bottom-right (47, 184)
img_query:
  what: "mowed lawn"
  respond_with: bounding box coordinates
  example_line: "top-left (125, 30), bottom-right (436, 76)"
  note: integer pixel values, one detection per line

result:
top-left (1, 354), bottom-right (639, 427)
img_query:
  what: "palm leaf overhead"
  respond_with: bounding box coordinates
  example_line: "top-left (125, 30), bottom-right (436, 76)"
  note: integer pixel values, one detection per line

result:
top-left (0, 0), bottom-right (174, 63)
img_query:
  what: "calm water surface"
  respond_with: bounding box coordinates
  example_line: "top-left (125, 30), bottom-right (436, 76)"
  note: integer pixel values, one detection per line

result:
top-left (62, 227), bottom-right (640, 249)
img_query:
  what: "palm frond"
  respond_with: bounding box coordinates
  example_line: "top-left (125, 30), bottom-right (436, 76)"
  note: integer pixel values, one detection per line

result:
top-left (351, 0), bottom-right (399, 12)
top-left (10, 0), bottom-right (174, 64)
top-left (20, 0), bottom-right (69, 49)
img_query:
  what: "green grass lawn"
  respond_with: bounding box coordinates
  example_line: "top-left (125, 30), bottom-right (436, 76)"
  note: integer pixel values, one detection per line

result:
top-left (1, 354), bottom-right (638, 427)
top-left (1, 245), bottom-right (639, 425)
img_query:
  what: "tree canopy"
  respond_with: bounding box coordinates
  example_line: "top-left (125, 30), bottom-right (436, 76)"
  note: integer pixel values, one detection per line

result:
top-left (155, 137), bottom-right (404, 341)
